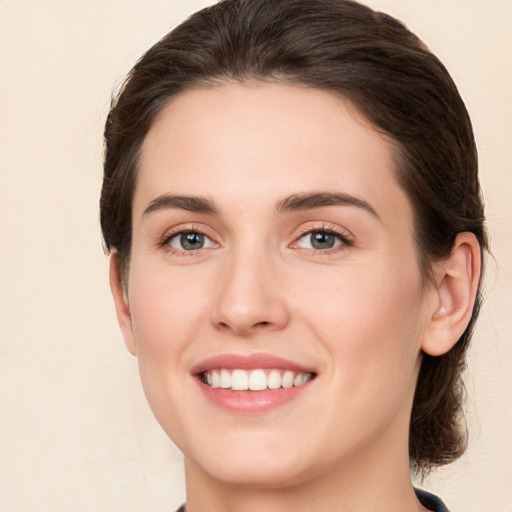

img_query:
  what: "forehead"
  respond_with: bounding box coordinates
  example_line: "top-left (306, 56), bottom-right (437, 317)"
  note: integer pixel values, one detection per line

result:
top-left (135, 83), bottom-right (412, 227)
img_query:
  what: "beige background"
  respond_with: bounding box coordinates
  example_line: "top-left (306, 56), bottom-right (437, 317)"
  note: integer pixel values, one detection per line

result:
top-left (0, 1), bottom-right (510, 511)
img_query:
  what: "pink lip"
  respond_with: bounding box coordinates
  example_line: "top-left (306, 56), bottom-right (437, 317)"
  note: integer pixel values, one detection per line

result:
top-left (191, 353), bottom-right (316, 413)
top-left (190, 353), bottom-right (315, 374)
top-left (198, 384), bottom-right (312, 412)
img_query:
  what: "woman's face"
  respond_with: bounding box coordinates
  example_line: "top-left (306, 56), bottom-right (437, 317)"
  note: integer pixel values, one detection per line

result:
top-left (113, 83), bottom-right (437, 487)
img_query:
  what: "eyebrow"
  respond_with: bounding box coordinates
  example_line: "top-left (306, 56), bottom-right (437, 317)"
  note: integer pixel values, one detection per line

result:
top-left (276, 192), bottom-right (379, 218)
top-left (142, 191), bottom-right (379, 219)
top-left (143, 195), bottom-right (218, 216)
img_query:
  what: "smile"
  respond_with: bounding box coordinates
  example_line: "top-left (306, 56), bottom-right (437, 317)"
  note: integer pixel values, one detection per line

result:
top-left (193, 354), bottom-right (317, 411)
top-left (202, 369), bottom-right (314, 391)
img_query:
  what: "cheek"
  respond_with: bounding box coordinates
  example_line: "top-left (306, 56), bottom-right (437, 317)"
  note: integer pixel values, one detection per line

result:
top-left (125, 263), bottom-right (212, 439)
top-left (297, 256), bottom-right (426, 391)
top-left (128, 261), bottom-right (209, 351)
top-left (126, 261), bottom-right (211, 409)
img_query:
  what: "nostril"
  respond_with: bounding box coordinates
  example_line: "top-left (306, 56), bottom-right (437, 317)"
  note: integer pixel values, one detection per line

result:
top-left (216, 320), bottom-right (271, 333)
top-left (254, 321), bottom-right (276, 331)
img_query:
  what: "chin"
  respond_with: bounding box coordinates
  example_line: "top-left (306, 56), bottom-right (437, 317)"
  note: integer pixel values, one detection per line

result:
top-left (194, 456), bottom-right (310, 489)
top-left (182, 430), bottom-right (315, 489)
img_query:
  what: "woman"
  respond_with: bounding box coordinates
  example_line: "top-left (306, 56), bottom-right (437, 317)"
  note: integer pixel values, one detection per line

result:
top-left (100, 1), bottom-right (486, 510)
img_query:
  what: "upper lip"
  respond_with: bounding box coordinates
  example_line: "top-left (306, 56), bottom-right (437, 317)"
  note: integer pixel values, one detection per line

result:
top-left (190, 353), bottom-right (316, 375)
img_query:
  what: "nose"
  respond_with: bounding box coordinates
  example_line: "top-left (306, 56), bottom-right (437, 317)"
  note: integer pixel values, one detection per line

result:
top-left (210, 251), bottom-right (290, 336)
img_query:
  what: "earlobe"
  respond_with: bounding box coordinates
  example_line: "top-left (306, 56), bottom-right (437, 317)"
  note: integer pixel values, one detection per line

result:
top-left (422, 232), bottom-right (482, 357)
top-left (109, 254), bottom-right (137, 356)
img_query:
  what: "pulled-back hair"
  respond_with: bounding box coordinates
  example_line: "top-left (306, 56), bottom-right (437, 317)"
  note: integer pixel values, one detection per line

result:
top-left (100, 0), bottom-right (487, 474)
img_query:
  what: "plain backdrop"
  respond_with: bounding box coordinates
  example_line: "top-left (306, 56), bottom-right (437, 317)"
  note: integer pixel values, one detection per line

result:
top-left (0, 1), bottom-right (511, 511)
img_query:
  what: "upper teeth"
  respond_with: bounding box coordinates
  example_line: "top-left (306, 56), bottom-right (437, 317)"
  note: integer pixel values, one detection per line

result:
top-left (204, 369), bottom-right (313, 391)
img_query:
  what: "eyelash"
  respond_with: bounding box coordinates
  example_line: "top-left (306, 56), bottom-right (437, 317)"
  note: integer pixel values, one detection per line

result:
top-left (157, 225), bottom-right (353, 256)
top-left (157, 225), bottom-right (218, 255)
top-left (291, 225), bottom-right (353, 254)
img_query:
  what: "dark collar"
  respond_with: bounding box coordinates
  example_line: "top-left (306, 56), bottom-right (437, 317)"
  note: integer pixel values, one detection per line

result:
top-left (175, 489), bottom-right (450, 512)
top-left (415, 488), bottom-right (450, 512)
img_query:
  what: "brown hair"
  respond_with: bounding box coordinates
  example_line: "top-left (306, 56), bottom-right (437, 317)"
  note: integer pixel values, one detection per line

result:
top-left (100, 0), bottom-right (487, 474)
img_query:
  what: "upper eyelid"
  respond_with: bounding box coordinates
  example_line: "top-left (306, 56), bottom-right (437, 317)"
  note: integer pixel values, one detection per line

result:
top-left (296, 230), bottom-right (352, 246)
top-left (293, 222), bottom-right (354, 240)
top-left (162, 223), bottom-right (217, 238)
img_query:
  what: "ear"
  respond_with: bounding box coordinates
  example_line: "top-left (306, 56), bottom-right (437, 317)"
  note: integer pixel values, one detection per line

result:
top-left (109, 254), bottom-right (137, 356)
top-left (422, 232), bottom-right (482, 357)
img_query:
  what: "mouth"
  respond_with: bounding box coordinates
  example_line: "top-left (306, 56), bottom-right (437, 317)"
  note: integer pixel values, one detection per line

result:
top-left (201, 368), bottom-right (315, 391)
top-left (192, 353), bottom-right (317, 412)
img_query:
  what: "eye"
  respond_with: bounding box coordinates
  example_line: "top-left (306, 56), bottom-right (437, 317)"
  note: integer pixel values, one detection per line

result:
top-left (167, 231), bottom-right (216, 251)
top-left (297, 230), bottom-right (348, 251)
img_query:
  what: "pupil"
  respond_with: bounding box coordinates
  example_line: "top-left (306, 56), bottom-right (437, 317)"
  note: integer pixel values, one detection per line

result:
top-left (181, 232), bottom-right (204, 250)
top-left (311, 232), bottom-right (334, 249)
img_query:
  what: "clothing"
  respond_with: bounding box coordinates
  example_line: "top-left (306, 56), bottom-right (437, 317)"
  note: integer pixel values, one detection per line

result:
top-left (415, 488), bottom-right (450, 512)
top-left (175, 489), bottom-right (449, 512)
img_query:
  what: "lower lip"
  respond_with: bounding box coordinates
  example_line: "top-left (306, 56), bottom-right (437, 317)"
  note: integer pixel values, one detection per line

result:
top-left (197, 379), bottom-right (313, 412)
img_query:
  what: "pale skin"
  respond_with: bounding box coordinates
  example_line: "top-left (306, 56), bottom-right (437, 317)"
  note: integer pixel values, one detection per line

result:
top-left (110, 83), bottom-right (481, 512)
